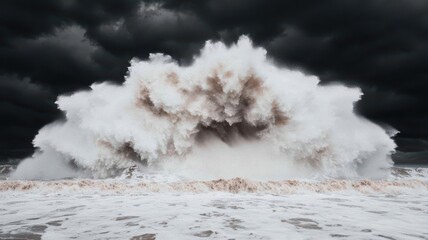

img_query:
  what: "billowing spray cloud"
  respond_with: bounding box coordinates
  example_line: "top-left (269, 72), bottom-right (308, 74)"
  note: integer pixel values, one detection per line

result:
top-left (11, 37), bottom-right (396, 180)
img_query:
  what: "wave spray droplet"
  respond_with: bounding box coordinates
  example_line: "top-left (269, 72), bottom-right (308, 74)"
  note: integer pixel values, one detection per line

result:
top-left (11, 36), bottom-right (396, 180)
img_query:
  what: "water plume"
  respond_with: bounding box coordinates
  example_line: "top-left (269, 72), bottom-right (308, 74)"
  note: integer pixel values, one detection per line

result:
top-left (11, 36), bottom-right (396, 180)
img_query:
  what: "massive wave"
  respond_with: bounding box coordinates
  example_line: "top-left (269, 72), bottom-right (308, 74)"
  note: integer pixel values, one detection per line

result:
top-left (11, 36), bottom-right (396, 180)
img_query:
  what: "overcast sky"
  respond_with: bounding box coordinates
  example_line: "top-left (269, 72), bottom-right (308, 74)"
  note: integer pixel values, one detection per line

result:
top-left (0, 0), bottom-right (427, 162)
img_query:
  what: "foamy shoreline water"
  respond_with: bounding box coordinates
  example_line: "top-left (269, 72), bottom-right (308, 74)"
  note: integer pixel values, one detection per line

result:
top-left (1, 167), bottom-right (427, 239)
top-left (1, 188), bottom-right (427, 240)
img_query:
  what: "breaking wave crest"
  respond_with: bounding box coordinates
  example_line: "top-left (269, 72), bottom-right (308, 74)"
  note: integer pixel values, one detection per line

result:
top-left (1, 178), bottom-right (427, 195)
top-left (11, 36), bottom-right (396, 180)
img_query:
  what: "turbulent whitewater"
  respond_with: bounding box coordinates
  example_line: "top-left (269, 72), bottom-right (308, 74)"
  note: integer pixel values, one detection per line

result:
top-left (2, 168), bottom-right (428, 194)
top-left (1, 167), bottom-right (428, 239)
top-left (11, 36), bottom-right (396, 180)
top-left (3, 36), bottom-right (426, 240)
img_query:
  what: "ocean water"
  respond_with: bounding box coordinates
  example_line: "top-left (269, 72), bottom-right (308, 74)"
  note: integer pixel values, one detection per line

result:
top-left (0, 166), bottom-right (427, 240)
top-left (2, 37), bottom-right (426, 239)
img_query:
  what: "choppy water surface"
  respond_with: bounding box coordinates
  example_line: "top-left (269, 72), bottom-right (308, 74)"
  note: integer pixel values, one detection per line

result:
top-left (0, 166), bottom-right (427, 240)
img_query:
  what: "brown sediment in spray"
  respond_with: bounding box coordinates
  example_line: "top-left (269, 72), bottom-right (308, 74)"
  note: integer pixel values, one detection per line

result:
top-left (123, 66), bottom-right (291, 165)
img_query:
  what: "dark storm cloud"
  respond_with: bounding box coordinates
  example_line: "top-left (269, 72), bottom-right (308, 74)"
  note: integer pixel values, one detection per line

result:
top-left (0, 75), bottom-right (57, 160)
top-left (1, 26), bottom-right (104, 90)
top-left (0, 0), bottom-right (141, 40)
top-left (85, 3), bottom-right (214, 62)
top-left (0, 0), bottom-right (427, 162)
